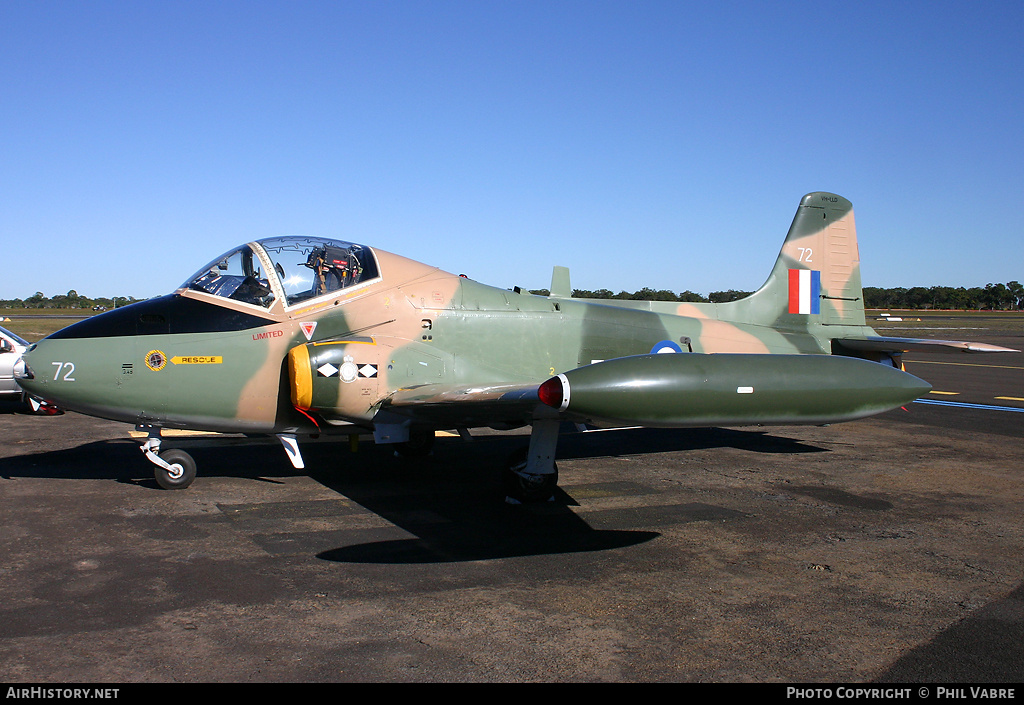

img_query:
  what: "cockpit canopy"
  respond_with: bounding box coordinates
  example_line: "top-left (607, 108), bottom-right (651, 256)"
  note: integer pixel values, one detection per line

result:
top-left (181, 237), bottom-right (380, 309)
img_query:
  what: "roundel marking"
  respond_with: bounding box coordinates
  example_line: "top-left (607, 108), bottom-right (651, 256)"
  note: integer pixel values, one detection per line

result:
top-left (650, 340), bottom-right (682, 354)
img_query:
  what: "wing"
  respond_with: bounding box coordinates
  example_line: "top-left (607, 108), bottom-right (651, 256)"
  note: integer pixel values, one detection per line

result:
top-left (378, 381), bottom-right (545, 429)
top-left (835, 336), bottom-right (1019, 354)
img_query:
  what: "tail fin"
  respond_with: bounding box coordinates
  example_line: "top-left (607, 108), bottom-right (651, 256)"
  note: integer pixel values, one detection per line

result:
top-left (724, 192), bottom-right (866, 329)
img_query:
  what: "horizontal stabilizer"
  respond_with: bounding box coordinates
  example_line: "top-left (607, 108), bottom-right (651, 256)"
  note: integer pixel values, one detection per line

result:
top-left (836, 336), bottom-right (1020, 354)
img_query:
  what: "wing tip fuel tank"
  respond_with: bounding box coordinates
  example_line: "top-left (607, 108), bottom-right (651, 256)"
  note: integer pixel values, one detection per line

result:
top-left (540, 354), bottom-right (931, 427)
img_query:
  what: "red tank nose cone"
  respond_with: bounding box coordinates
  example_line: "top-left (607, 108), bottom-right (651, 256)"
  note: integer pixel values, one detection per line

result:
top-left (538, 376), bottom-right (564, 409)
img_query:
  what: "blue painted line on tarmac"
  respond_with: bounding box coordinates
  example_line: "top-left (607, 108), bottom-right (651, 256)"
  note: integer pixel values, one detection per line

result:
top-left (914, 399), bottom-right (1024, 413)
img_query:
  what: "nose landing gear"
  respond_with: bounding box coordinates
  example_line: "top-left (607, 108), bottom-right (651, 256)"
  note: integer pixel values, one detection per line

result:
top-left (139, 429), bottom-right (197, 490)
top-left (152, 448), bottom-right (197, 490)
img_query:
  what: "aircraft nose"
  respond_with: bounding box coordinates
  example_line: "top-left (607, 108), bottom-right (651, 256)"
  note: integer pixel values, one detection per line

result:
top-left (16, 339), bottom-right (75, 392)
top-left (14, 343), bottom-right (44, 394)
top-left (13, 354), bottom-right (32, 381)
top-left (14, 338), bottom-right (93, 413)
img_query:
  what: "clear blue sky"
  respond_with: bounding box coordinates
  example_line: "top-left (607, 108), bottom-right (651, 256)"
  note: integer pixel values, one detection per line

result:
top-left (2, 1), bottom-right (1022, 300)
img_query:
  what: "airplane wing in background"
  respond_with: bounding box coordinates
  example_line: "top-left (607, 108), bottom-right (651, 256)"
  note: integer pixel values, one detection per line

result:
top-left (835, 336), bottom-right (1020, 354)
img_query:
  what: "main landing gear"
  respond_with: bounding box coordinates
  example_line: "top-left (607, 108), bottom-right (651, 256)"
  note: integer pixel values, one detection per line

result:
top-left (393, 427), bottom-right (436, 458)
top-left (503, 418), bottom-right (560, 504)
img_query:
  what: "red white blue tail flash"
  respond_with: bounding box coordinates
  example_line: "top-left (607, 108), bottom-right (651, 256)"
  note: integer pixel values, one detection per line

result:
top-left (788, 269), bottom-right (821, 314)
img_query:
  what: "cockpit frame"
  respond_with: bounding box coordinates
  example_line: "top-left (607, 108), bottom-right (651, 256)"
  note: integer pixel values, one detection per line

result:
top-left (177, 237), bottom-right (382, 317)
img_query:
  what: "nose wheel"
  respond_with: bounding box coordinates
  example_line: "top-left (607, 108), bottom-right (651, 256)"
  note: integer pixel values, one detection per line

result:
top-left (153, 449), bottom-right (197, 490)
top-left (140, 431), bottom-right (197, 490)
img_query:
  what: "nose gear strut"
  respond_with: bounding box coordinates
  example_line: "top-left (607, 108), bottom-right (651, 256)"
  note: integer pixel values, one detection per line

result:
top-left (138, 427), bottom-right (198, 490)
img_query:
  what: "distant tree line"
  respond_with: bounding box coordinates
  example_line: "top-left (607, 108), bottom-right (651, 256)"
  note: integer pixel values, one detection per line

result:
top-left (4, 280), bottom-right (1023, 311)
top-left (558, 288), bottom-right (754, 303)
top-left (1, 290), bottom-right (140, 310)
top-left (528, 280), bottom-right (1024, 310)
top-left (862, 282), bottom-right (1024, 310)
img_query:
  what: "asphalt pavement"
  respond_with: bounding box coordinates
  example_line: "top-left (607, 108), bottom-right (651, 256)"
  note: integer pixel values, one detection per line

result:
top-left (0, 338), bottom-right (1022, 683)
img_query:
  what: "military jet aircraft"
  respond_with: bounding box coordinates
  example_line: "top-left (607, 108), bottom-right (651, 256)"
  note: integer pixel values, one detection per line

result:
top-left (14, 192), bottom-right (1017, 502)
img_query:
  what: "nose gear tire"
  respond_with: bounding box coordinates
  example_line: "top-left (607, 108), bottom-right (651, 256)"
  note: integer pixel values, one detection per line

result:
top-left (155, 449), bottom-right (197, 490)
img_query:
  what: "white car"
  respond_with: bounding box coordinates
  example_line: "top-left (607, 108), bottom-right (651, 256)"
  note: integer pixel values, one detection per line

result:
top-left (0, 325), bottom-right (29, 398)
top-left (0, 325), bottom-right (61, 413)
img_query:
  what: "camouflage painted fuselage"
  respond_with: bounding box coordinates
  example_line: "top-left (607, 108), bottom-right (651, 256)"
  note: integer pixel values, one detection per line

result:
top-left (16, 193), bottom-right (924, 438)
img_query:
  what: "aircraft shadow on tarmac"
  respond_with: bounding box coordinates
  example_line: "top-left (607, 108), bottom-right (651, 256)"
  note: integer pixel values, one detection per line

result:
top-left (0, 425), bottom-right (829, 564)
top-left (876, 580), bottom-right (1024, 682)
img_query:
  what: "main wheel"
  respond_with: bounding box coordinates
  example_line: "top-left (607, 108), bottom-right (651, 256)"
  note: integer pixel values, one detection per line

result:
top-left (503, 448), bottom-right (558, 504)
top-left (394, 428), bottom-right (435, 458)
top-left (155, 449), bottom-right (197, 490)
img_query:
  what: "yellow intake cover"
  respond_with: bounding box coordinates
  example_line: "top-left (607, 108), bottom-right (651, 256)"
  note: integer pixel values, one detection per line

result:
top-left (287, 344), bottom-right (313, 410)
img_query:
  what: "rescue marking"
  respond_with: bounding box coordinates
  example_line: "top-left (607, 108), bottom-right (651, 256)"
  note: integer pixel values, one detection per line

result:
top-left (171, 356), bottom-right (223, 365)
top-left (300, 321), bottom-right (317, 340)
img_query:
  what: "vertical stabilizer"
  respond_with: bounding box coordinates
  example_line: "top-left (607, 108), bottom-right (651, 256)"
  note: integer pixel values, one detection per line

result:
top-left (724, 192), bottom-right (866, 329)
